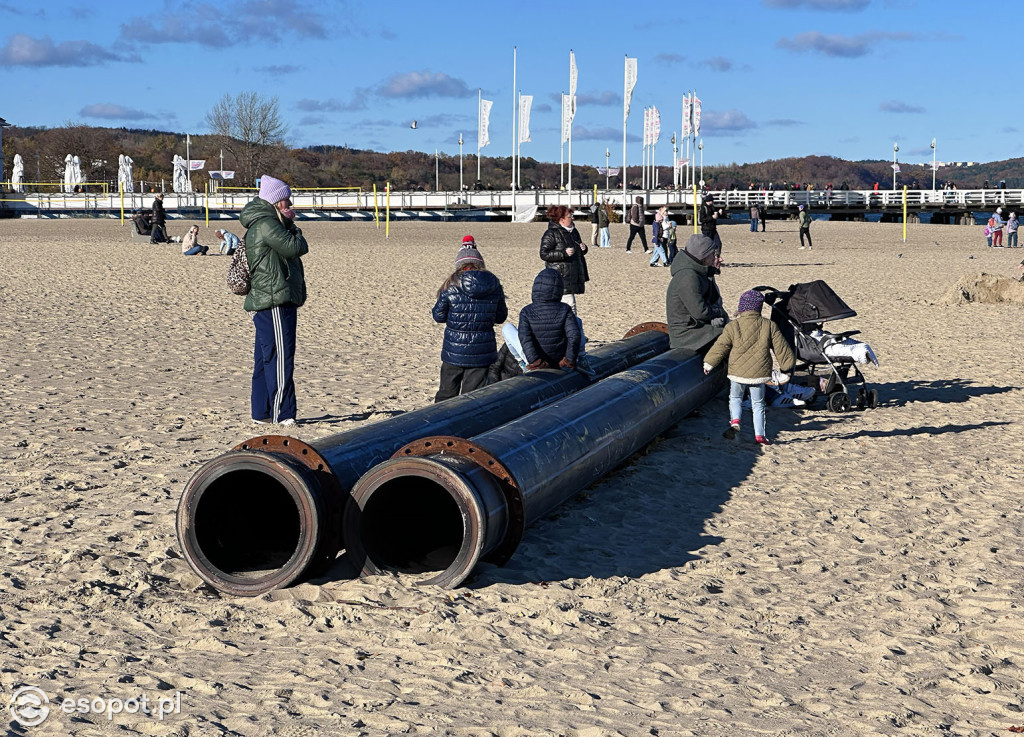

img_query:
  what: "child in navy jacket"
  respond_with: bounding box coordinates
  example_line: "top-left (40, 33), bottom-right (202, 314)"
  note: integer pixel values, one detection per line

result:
top-left (518, 269), bottom-right (581, 370)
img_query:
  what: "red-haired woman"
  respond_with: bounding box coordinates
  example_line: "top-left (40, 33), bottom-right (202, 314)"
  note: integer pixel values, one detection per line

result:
top-left (539, 205), bottom-right (589, 314)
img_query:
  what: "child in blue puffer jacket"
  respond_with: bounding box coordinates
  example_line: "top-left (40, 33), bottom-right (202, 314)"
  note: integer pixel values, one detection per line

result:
top-left (432, 237), bottom-right (508, 402)
top-left (518, 269), bottom-right (581, 370)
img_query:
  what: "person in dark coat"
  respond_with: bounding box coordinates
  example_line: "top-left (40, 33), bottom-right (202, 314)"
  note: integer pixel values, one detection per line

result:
top-left (150, 193), bottom-right (167, 243)
top-left (432, 241), bottom-right (508, 402)
top-left (539, 205), bottom-right (589, 315)
top-left (666, 234), bottom-right (728, 352)
top-left (757, 203), bottom-right (767, 232)
top-left (624, 195), bottom-right (649, 253)
top-left (518, 269), bottom-right (581, 370)
top-left (699, 193), bottom-right (722, 239)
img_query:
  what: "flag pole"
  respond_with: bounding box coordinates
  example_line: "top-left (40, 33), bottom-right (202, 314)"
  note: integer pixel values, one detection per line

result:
top-left (622, 55), bottom-right (628, 224)
top-left (560, 93), bottom-right (565, 190)
top-left (512, 46), bottom-right (517, 224)
top-left (477, 88), bottom-right (482, 183)
top-left (567, 50), bottom-right (573, 196)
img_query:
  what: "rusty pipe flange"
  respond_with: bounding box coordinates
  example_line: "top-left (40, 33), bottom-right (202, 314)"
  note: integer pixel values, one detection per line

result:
top-left (622, 321), bottom-right (668, 339)
top-left (392, 436), bottom-right (526, 566)
top-left (233, 434), bottom-right (345, 575)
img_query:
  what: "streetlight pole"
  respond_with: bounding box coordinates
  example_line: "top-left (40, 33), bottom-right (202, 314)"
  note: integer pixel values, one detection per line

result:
top-left (930, 138), bottom-right (936, 191)
top-left (893, 142), bottom-right (899, 191)
top-left (605, 148), bottom-right (610, 191)
top-left (672, 133), bottom-right (677, 189)
top-left (458, 133), bottom-right (464, 191)
top-left (435, 149), bottom-right (439, 191)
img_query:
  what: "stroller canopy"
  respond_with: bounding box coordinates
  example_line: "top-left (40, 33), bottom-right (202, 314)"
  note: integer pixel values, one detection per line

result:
top-left (783, 280), bottom-right (857, 324)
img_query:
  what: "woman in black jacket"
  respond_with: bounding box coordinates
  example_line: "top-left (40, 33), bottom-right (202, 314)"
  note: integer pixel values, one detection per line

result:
top-left (539, 205), bottom-right (589, 314)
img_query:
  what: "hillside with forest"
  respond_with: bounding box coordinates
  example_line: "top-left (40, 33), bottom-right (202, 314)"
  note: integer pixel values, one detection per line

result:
top-left (3, 124), bottom-right (1019, 193)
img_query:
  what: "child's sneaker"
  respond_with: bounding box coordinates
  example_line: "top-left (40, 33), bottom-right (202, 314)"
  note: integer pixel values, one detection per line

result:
top-left (770, 369), bottom-right (791, 386)
top-left (755, 435), bottom-right (772, 446)
top-left (723, 421), bottom-right (740, 440)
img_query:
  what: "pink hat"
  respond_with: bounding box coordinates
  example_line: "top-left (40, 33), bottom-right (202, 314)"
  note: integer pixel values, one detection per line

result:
top-left (259, 175), bottom-right (291, 204)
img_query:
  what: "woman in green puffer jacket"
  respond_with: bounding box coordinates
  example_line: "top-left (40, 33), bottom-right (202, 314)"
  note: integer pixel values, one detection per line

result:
top-left (703, 289), bottom-right (795, 446)
top-left (240, 175), bottom-right (308, 426)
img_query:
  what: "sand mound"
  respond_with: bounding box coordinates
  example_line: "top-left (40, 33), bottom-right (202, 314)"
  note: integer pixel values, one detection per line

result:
top-left (940, 272), bottom-right (1024, 305)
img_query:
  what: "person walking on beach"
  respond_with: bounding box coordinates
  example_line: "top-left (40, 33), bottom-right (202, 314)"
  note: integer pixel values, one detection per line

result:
top-left (664, 219), bottom-right (679, 264)
top-left (749, 202), bottom-right (759, 232)
top-left (625, 196), bottom-right (649, 253)
top-left (540, 205), bottom-right (589, 314)
top-left (797, 204), bottom-right (813, 250)
top-left (1008, 212), bottom-right (1019, 248)
top-left (598, 201), bottom-right (611, 247)
top-left (649, 208), bottom-right (669, 267)
top-left (703, 289), bottom-right (796, 446)
top-left (432, 240), bottom-right (508, 402)
top-left (150, 193), bottom-right (167, 243)
top-left (588, 202), bottom-right (600, 247)
top-left (699, 193), bottom-right (722, 240)
top-left (991, 208), bottom-right (1005, 247)
top-left (757, 202), bottom-right (767, 232)
top-left (241, 175), bottom-right (308, 426)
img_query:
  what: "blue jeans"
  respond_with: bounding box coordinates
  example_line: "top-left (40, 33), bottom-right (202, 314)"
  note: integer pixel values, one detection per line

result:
top-left (1009, 231), bottom-right (1018, 248)
top-left (649, 242), bottom-right (668, 265)
top-left (183, 245), bottom-right (208, 256)
top-left (750, 218), bottom-right (758, 232)
top-left (729, 381), bottom-right (766, 438)
top-left (600, 227), bottom-right (610, 247)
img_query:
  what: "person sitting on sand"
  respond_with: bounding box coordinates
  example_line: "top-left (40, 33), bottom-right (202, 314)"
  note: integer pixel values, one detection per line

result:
top-left (181, 225), bottom-right (208, 256)
top-left (519, 269), bottom-right (582, 371)
top-left (666, 234), bottom-right (729, 351)
top-left (216, 228), bottom-right (240, 255)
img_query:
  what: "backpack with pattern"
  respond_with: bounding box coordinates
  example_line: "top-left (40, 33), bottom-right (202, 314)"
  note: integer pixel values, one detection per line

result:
top-left (226, 231), bottom-right (251, 295)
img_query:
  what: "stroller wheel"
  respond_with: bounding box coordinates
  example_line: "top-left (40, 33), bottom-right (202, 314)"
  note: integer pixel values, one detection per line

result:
top-left (867, 388), bottom-right (879, 409)
top-left (855, 388), bottom-right (867, 410)
top-left (828, 392), bottom-right (852, 412)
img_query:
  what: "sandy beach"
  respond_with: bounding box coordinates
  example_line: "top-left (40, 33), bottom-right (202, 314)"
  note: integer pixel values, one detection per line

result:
top-left (1, 215), bottom-right (1023, 735)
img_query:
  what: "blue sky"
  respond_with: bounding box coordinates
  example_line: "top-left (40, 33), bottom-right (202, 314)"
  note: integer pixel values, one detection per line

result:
top-left (0, 0), bottom-right (1015, 169)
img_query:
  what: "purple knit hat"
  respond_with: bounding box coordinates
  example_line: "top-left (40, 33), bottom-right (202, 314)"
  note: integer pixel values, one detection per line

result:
top-left (259, 175), bottom-right (291, 204)
top-left (737, 289), bottom-right (765, 314)
top-left (455, 244), bottom-right (485, 268)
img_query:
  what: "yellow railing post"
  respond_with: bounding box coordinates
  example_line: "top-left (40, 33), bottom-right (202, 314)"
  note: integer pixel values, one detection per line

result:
top-left (902, 185), bottom-right (907, 243)
top-left (386, 182), bottom-right (391, 239)
top-left (373, 183), bottom-right (380, 230)
top-left (692, 183), bottom-right (698, 234)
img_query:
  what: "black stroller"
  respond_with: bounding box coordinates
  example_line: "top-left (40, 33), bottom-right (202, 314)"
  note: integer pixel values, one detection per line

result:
top-left (755, 281), bottom-right (879, 412)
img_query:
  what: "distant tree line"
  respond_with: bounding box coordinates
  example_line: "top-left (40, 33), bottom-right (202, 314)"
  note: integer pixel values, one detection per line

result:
top-left (3, 107), bottom-right (1022, 193)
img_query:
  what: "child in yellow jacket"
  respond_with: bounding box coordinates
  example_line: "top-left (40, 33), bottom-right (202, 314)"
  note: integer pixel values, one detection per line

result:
top-left (703, 290), bottom-right (795, 445)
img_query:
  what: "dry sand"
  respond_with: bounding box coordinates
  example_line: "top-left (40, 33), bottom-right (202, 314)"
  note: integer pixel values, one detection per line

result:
top-left (1, 215), bottom-right (1022, 736)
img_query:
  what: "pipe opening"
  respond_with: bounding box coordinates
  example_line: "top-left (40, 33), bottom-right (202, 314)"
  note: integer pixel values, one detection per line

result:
top-left (194, 469), bottom-right (302, 578)
top-left (359, 477), bottom-right (464, 574)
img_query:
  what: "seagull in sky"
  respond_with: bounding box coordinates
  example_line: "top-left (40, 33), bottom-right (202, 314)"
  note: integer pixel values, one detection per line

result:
top-left (410, 121), bottom-right (418, 129)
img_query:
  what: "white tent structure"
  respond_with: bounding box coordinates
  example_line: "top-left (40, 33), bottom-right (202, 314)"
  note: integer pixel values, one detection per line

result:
top-left (63, 154), bottom-right (74, 193)
top-left (172, 154), bottom-right (190, 193)
top-left (11, 153), bottom-right (24, 192)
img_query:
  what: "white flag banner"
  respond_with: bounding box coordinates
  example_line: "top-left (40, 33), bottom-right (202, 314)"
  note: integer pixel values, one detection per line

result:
top-left (479, 98), bottom-right (493, 148)
top-left (569, 51), bottom-right (578, 122)
top-left (642, 107), bottom-right (649, 146)
top-left (652, 107), bottom-right (661, 145)
top-left (892, 163), bottom-right (901, 172)
top-left (189, 159), bottom-right (206, 171)
top-left (561, 94), bottom-right (571, 144)
top-left (693, 96), bottom-right (702, 136)
top-left (623, 57), bottom-right (637, 123)
top-left (519, 95), bottom-right (533, 144)
top-left (682, 94), bottom-right (691, 138)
